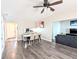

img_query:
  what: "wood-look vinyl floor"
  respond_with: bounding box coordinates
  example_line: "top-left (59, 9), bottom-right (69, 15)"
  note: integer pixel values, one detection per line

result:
top-left (2, 40), bottom-right (77, 59)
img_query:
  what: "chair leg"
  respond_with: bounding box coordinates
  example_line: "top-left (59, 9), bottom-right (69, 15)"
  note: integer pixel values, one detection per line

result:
top-left (32, 40), bottom-right (33, 45)
top-left (25, 43), bottom-right (27, 48)
top-left (38, 39), bottom-right (40, 43)
top-left (33, 40), bottom-right (34, 44)
top-left (30, 40), bottom-right (32, 45)
top-left (34, 39), bottom-right (35, 43)
top-left (38, 39), bottom-right (41, 42)
top-left (28, 40), bottom-right (30, 45)
top-left (29, 40), bottom-right (33, 45)
top-left (39, 35), bottom-right (41, 42)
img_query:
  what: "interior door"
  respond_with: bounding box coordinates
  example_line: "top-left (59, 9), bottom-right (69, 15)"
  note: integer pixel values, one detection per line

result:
top-left (5, 22), bottom-right (17, 40)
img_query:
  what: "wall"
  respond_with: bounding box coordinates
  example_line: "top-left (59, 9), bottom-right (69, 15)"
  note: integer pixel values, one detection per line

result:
top-left (60, 19), bottom-right (77, 34)
top-left (42, 17), bottom-right (77, 42)
top-left (41, 0), bottom-right (76, 42)
top-left (40, 20), bottom-right (53, 42)
top-left (17, 20), bottom-right (35, 40)
top-left (0, 16), bottom-right (5, 59)
top-left (52, 20), bottom-right (70, 42)
top-left (4, 19), bottom-right (36, 40)
top-left (2, 0), bottom-right (76, 42)
top-left (52, 20), bottom-right (70, 41)
top-left (52, 22), bottom-right (61, 42)
top-left (1, 0), bottom-right (76, 21)
top-left (41, 12), bottom-right (76, 42)
top-left (60, 20), bottom-right (70, 34)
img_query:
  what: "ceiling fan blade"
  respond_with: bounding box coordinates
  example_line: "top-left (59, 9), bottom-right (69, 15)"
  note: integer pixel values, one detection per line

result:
top-left (41, 8), bottom-right (44, 13)
top-left (49, 7), bottom-right (55, 11)
top-left (44, 0), bottom-right (48, 4)
top-left (49, 0), bottom-right (63, 6)
top-left (33, 6), bottom-right (44, 8)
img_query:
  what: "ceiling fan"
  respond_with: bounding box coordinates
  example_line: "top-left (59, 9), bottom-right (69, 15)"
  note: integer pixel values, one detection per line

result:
top-left (33, 0), bottom-right (63, 13)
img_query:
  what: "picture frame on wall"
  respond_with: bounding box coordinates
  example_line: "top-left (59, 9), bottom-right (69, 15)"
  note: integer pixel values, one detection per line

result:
top-left (36, 20), bottom-right (44, 28)
top-left (40, 21), bottom-right (44, 28)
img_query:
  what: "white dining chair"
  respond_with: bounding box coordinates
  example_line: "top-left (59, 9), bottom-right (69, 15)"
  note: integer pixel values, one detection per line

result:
top-left (29, 34), bottom-right (35, 45)
top-left (23, 34), bottom-right (30, 41)
top-left (34, 33), bottom-right (39, 43)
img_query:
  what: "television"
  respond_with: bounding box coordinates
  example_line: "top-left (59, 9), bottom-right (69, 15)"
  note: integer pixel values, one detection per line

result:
top-left (70, 29), bottom-right (77, 34)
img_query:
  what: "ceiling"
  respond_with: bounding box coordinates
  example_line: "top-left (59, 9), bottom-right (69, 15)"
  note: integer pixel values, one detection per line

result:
top-left (1, 0), bottom-right (76, 21)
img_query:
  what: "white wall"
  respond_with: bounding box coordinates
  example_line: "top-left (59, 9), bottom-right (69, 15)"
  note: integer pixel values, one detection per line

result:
top-left (52, 22), bottom-right (61, 42)
top-left (40, 20), bottom-right (53, 42)
top-left (42, 18), bottom-right (77, 42)
top-left (60, 20), bottom-right (70, 34)
top-left (17, 20), bottom-right (35, 40)
top-left (60, 19), bottom-right (77, 34)
top-left (0, 16), bottom-right (2, 59)
top-left (0, 16), bottom-right (5, 59)
top-left (2, 0), bottom-right (76, 21)
top-left (2, 0), bottom-right (76, 42)
top-left (4, 19), bottom-right (36, 40)
top-left (52, 20), bottom-right (71, 41)
top-left (40, 3), bottom-right (76, 42)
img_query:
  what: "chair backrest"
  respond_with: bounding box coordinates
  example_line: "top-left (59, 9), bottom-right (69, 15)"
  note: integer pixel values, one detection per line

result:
top-left (23, 34), bottom-right (31, 37)
top-left (34, 33), bottom-right (39, 39)
top-left (22, 34), bottom-right (30, 41)
top-left (30, 34), bottom-right (34, 40)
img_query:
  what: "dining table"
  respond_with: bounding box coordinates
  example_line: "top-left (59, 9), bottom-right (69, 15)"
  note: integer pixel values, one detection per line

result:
top-left (22, 32), bottom-right (41, 44)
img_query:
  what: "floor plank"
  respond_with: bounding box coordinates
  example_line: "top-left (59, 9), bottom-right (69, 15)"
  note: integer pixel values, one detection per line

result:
top-left (2, 40), bottom-right (77, 59)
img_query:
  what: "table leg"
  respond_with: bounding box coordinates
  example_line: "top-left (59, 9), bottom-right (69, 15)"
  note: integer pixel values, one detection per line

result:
top-left (39, 35), bottom-right (41, 42)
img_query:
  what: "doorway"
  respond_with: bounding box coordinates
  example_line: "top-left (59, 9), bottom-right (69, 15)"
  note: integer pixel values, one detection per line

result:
top-left (5, 22), bottom-right (17, 41)
top-left (52, 22), bottom-right (61, 42)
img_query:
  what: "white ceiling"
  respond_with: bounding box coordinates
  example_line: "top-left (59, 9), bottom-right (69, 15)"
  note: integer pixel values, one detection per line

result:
top-left (1, 0), bottom-right (76, 21)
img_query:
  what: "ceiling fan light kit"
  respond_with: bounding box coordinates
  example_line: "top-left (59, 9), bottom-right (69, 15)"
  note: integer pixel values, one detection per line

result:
top-left (33, 0), bottom-right (63, 13)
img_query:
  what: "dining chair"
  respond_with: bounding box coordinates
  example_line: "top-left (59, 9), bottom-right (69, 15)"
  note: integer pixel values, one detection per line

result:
top-left (29, 34), bottom-right (35, 45)
top-left (34, 33), bottom-right (39, 43)
top-left (22, 34), bottom-right (31, 46)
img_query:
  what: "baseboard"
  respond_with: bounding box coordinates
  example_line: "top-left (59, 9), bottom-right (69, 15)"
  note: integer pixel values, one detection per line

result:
top-left (41, 36), bottom-right (52, 42)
